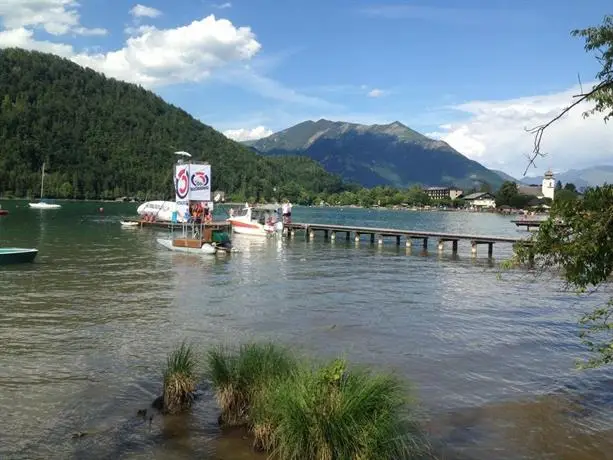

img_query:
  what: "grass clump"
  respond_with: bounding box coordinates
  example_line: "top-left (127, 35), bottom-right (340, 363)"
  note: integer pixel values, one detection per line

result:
top-left (205, 342), bottom-right (297, 427)
top-left (252, 358), bottom-right (431, 460)
top-left (163, 341), bottom-right (198, 414)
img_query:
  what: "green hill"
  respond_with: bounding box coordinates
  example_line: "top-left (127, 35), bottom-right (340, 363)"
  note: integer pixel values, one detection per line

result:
top-left (0, 48), bottom-right (344, 201)
top-left (247, 119), bottom-right (504, 190)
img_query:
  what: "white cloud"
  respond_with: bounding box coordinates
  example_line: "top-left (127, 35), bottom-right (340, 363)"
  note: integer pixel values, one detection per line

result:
top-left (214, 2), bottom-right (232, 9)
top-left (223, 126), bottom-right (273, 142)
top-left (367, 88), bottom-right (386, 98)
top-left (130, 4), bottom-right (162, 18)
top-left (0, 0), bottom-right (106, 36)
top-left (0, 14), bottom-right (262, 87)
top-left (0, 27), bottom-right (74, 55)
top-left (428, 83), bottom-right (613, 177)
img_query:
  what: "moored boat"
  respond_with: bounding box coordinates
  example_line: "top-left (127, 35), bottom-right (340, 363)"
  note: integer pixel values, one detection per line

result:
top-left (0, 205), bottom-right (8, 216)
top-left (0, 248), bottom-right (38, 265)
top-left (29, 162), bottom-right (62, 209)
top-left (227, 203), bottom-right (284, 237)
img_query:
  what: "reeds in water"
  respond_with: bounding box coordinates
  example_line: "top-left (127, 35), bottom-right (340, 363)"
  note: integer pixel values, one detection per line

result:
top-left (163, 341), bottom-right (198, 414)
top-left (205, 342), bottom-right (297, 427)
top-left (252, 358), bottom-right (431, 459)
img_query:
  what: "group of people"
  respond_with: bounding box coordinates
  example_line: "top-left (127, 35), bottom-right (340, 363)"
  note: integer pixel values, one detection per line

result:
top-left (188, 202), bottom-right (212, 224)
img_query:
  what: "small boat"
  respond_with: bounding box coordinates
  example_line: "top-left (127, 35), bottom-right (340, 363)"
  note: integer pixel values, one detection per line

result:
top-left (0, 205), bottom-right (8, 216)
top-left (120, 220), bottom-right (139, 227)
top-left (29, 201), bottom-right (61, 210)
top-left (29, 162), bottom-right (62, 209)
top-left (0, 248), bottom-right (38, 265)
top-left (227, 203), bottom-right (284, 237)
top-left (156, 238), bottom-right (218, 255)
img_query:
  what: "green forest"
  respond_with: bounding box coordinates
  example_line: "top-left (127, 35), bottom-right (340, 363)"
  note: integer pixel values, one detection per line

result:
top-left (0, 48), bottom-right (345, 202)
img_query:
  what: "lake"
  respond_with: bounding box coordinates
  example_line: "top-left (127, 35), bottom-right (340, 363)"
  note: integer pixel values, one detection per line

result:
top-left (1, 200), bottom-right (612, 460)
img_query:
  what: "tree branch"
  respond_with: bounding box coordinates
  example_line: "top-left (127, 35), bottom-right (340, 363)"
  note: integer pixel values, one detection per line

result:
top-left (523, 81), bottom-right (612, 176)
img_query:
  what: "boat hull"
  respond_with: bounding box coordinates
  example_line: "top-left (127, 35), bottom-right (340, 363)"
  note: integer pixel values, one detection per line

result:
top-left (0, 248), bottom-right (38, 265)
top-left (156, 238), bottom-right (217, 255)
top-left (29, 203), bottom-right (61, 209)
top-left (0, 210), bottom-right (8, 216)
top-left (228, 219), bottom-right (282, 237)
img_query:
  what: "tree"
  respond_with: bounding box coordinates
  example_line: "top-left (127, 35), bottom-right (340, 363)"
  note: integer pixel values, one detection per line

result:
top-left (495, 181), bottom-right (519, 207)
top-left (517, 15), bottom-right (613, 368)
top-left (556, 180), bottom-right (563, 191)
top-left (553, 188), bottom-right (578, 204)
top-left (564, 182), bottom-right (577, 192)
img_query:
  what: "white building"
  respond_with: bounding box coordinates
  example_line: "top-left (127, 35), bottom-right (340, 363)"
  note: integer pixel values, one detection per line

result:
top-left (463, 192), bottom-right (496, 208)
top-left (541, 170), bottom-right (555, 200)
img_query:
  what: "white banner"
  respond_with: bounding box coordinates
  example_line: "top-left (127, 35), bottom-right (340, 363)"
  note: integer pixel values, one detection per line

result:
top-left (175, 164), bottom-right (190, 221)
top-left (188, 163), bottom-right (211, 202)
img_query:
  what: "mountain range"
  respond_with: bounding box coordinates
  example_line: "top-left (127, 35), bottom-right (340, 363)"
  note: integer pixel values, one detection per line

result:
top-left (520, 166), bottom-right (613, 189)
top-left (246, 119), bottom-right (504, 190)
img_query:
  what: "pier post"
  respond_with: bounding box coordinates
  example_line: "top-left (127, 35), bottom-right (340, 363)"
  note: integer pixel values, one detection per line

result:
top-left (452, 240), bottom-right (458, 254)
top-left (324, 230), bottom-right (329, 240)
top-left (346, 232), bottom-right (350, 241)
top-left (291, 230), bottom-right (295, 239)
top-left (471, 241), bottom-right (477, 256)
top-left (423, 238), bottom-right (428, 249)
top-left (488, 243), bottom-right (494, 258)
top-left (396, 235), bottom-right (401, 245)
top-left (370, 234), bottom-right (375, 244)
top-left (437, 240), bottom-right (444, 252)
top-left (309, 230), bottom-right (315, 240)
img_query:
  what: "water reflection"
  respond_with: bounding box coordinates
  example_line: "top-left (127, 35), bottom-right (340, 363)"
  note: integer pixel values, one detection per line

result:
top-left (2, 203), bottom-right (613, 459)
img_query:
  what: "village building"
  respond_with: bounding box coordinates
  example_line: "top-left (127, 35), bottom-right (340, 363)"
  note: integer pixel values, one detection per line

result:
top-left (423, 186), bottom-right (464, 200)
top-left (463, 192), bottom-right (496, 208)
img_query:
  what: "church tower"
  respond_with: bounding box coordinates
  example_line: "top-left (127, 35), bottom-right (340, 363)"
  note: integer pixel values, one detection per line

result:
top-left (542, 169), bottom-right (555, 200)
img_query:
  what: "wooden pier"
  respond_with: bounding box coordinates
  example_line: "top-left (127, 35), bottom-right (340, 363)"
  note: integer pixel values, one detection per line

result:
top-left (511, 219), bottom-right (545, 230)
top-left (284, 222), bottom-right (530, 257)
top-left (121, 218), bottom-right (231, 232)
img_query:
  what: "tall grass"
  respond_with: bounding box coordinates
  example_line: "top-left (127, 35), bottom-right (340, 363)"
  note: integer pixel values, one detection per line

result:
top-left (205, 342), bottom-right (297, 427)
top-left (253, 358), bottom-right (431, 460)
top-left (163, 341), bottom-right (198, 414)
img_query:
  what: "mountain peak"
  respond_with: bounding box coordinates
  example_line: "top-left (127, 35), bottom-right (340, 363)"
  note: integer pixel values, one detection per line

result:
top-left (247, 118), bottom-right (504, 189)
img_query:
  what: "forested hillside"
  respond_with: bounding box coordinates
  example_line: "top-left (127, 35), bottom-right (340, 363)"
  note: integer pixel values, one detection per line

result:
top-left (0, 48), bottom-right (344, 201)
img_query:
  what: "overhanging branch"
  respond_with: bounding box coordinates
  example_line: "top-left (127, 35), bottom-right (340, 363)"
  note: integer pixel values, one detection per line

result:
top-left (523, 81), bottom-right (612, 176)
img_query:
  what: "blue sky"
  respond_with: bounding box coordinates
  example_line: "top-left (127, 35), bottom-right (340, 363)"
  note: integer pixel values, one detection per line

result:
top-left (0, 0), bottom-right (611, 177)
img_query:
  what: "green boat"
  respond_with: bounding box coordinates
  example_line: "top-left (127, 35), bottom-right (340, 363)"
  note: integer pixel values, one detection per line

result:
top-left (0, 248), bottom-right (38, 265)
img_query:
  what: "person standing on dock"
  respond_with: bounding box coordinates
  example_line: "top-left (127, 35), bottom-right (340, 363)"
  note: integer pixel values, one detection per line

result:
top-left (282, 200), bottom-right (292, 223)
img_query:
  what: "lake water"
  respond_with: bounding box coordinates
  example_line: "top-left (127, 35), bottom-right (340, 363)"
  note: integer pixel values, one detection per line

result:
top-left (1, 200), bottom-right (612, 460)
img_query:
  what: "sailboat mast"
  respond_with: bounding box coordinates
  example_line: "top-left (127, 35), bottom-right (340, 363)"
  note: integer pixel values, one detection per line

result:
top-left (40, 162), bottom-right (45, 199)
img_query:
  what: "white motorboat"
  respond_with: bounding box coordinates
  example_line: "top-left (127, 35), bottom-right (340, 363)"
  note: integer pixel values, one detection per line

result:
top-left (156, 238), bottom-right (218, 255)
top-left (227, 203), bottom-right (284, 237)
top-left (136, 200), bottom-right (182, 222)
top-left (29, 162), bottom-right (62, 209)
top-left (29, 201), bottom-right (61, 209)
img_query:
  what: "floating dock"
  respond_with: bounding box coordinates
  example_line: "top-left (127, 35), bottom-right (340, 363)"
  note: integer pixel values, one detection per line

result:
top-left (284, 222), bottom-right (531, 257)
top-left (511, 219), bottom-right (546, 230)
top-left (121, 218), bottom-right (232, 232)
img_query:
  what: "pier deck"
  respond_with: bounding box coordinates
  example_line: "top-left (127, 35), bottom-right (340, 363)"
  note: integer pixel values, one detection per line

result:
top-left (284, 222), bottom-right (530, 257)
top-left (121, 218), bottom-right (231, 232)
top-left (511, 219), bottom-right (545, 230)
